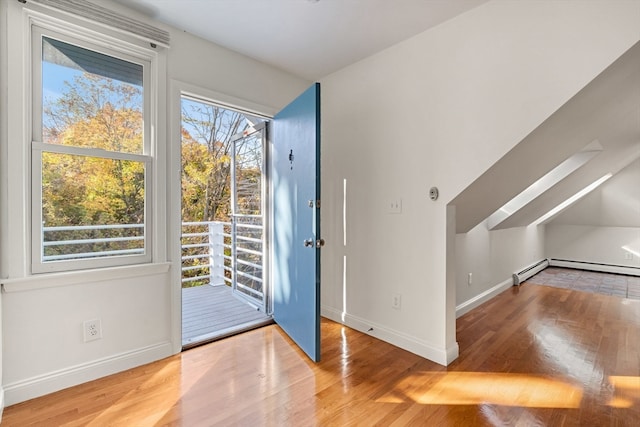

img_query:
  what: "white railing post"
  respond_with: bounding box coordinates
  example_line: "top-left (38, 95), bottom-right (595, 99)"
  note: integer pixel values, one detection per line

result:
top-left (208, 221), bottom-right (225, 286)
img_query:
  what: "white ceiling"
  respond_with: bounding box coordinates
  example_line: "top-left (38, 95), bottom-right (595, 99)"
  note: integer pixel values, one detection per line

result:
top-left (111, 0), bottom-right (639, 233)
top-left (112, 0), bottom-right (487, 80)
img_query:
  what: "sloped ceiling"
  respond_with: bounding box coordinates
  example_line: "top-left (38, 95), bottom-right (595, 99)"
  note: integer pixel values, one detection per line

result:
top-left (450, 41), bottom-right (640, 234)
top-left (109, 0), bottom-right (638, 234)
top-left (549, 157), bottom-right (640, 228)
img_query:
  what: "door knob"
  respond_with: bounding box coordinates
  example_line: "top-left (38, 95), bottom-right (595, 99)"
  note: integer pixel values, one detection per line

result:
top-left (315, 239), bottom-right (325, 248)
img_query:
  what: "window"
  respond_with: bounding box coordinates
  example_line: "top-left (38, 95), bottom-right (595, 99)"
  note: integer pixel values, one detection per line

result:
top-left (31, 26), bottom-right (153, 273)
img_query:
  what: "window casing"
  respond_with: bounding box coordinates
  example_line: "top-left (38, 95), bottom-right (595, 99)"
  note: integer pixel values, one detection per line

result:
top-left (31, 24), bottom-right (154, 273)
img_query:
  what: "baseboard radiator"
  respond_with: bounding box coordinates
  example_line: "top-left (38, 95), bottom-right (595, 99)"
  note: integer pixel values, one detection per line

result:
top-left (512, 259), bottom-right (549, 286)
top-left (549, 259), bottom-right (640, 277)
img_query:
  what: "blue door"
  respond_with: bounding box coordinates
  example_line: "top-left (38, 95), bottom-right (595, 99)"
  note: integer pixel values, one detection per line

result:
top-left (272, 83), bottom-right (321, 361)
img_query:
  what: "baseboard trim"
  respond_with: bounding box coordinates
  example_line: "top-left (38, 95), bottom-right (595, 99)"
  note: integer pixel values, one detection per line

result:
top-left (321, 306), bottom-right (456, 366)
top-left (456, 277), bottom-right (512, 318)
top-left (549, 259), bottom-right (640, 277)
top-left (4, 341), bottom-right (173, 406)
top-left (0, 386), bottom-right (5, 423)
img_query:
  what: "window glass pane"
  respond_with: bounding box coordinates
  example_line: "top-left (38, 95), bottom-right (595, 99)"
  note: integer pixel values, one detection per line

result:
top-left (234, 132), bottom-right (263, 215)
top-left (180, 97), bottom-right (266, 222)
top-left (41, 152), bottom-right (145, 262)
top-left (42, 36), bottom-right (143, 154)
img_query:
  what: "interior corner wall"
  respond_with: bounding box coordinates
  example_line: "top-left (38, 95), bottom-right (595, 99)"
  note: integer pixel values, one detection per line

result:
top-left (546, 224), bottom-right (640, 268)
top-left (96, 0), bottom-right (311, 112)
top-left (167, 27), bottom-right (310, 113)
top-left (548, 158), bottom-right (640, 227)
top-left (545, 158), bottom-right (640, 268)
top-left (320, 0), bottom-right (640, 365)
top-left (455, 224), bottom-right (545, 314)
top-left (0, 0), bottom-right (9, 417)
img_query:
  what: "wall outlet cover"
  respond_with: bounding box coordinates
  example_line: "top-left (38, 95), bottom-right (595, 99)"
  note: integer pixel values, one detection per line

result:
top-left (388, 199), bottom-right (402, 214)
top-left (83, 319), bottom-right (102, 342)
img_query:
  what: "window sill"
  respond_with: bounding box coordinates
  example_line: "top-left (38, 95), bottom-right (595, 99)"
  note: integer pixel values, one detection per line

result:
top-left (1, 262), bottom-right (172, 293)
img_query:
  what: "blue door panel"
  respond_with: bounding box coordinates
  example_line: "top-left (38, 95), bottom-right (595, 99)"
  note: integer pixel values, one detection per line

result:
top-left (272, 83), bottom-right (321, 362)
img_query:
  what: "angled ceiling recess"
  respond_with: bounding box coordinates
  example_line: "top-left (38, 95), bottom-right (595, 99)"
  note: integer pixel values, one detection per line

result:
top-left (486, 141), bottom-right (603, 230)
top-left (531, 173), bottom-right (613, 226)
top-left (451, 41), bottom-right (640, 234)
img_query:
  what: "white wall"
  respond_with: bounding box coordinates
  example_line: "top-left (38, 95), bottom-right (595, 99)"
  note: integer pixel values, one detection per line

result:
top-left (546, 158), bottom-right (640, 267)
top-left (2, 265), bottom-right (172, 404)
top-left (455, 224), bottom-right (545, 314)
top-left (320, 0), bottom-right (640, 365)
top-left (0, 0), bottom-right (309, 407)
top-left (546, 225), bottom-right (640, 267)
top-left (549, 158), bottom-right (640, 228)
top-left (0, 0), bottom-right (6, 416)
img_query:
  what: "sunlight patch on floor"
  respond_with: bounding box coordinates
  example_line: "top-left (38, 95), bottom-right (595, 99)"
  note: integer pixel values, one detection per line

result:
top-left (377, 372), bottom-right (583, 408)
top-left (84, 361), bottom-right (181, 426)
top-left (608, 376), bottom-right (640, 408)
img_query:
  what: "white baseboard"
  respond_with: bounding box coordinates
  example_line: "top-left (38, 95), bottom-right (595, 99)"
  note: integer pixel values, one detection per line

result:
top-left (0, 386), bottom-right (5, 423)
top-left (321, 306), bottom-right (458, 366)
top-left (549, 259), bottom-right (640, 276)
top-left (455, 259), bottom-right (640, 321)
top-left (4, 341), bottom-right (173, 406)
top-left (456, 277), bottom-right (513, 318)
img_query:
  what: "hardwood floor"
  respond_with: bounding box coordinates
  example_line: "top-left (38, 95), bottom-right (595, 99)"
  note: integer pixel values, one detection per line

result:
top-left (3, 282), bottom-right (639, 426)
top-left (527, 267), bottom-right (640, 300)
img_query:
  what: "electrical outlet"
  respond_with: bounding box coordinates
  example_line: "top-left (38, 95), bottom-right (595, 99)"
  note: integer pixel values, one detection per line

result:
top-left (468, 272), bottom-right (473, 286)
top-left (83, 319), bottom-right (102, 342)
top-left (392, 293), bottom-right (401, 309)
top-left (624, 252), bottom-right (633, 260)
top-left (388, 199), bottom-right (402, 214)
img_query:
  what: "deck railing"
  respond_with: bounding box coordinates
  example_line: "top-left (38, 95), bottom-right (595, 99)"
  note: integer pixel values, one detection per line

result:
top-left (181, 221), bottom-right (228, 287)
top-left (228, 215), bottom-right (265, 301)
top-left (181, 221), bottom-right (263, 301)
top-left (43, 222), bottom-right (263, 295)
top-left (181, 220), bottom-right (264, 304)
top-left (42, 224), bottom-right (145, 262)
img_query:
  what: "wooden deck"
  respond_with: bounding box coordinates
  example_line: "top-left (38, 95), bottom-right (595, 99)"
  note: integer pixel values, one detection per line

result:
top-left (182, 284), bottom-right (273, 348)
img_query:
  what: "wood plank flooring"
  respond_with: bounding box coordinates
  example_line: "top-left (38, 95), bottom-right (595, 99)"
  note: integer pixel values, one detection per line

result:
top-left (3, 281), bottom-right (639, 426)
top-left (182, 285), bottom-right (272, 348)
top-left (527, 267), bottom-right (640, 299)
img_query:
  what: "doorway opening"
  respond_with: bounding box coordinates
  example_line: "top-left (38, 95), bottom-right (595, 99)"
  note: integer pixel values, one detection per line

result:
top-left (180, 95), bottom-right (272, 349)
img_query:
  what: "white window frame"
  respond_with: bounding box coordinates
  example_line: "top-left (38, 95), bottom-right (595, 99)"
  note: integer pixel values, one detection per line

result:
top-left (29, 17), bottom-right (156, 274)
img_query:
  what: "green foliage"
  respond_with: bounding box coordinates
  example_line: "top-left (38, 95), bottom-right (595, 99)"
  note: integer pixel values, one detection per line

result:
top-left (43, 72), bottom-right (263, 287)
top-left (42, 74), bottom-right (145, 258)
top-left (180, 100), bottom-right (254, 222)
top-left (179, 101), bottom-right (264, 287)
